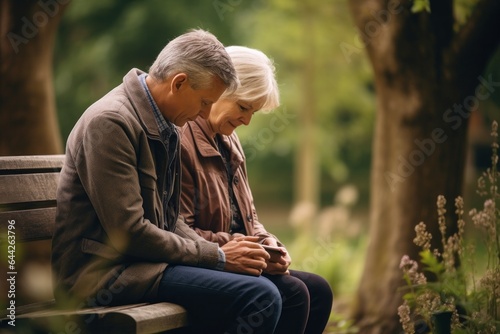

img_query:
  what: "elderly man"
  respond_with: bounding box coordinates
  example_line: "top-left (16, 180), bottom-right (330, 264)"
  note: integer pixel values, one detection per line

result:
top-left (52, 29), bottom-right (282, 333)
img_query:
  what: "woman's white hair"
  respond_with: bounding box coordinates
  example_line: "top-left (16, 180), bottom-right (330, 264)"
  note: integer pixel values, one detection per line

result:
top-left (222, 46), bottom-right (280, 112)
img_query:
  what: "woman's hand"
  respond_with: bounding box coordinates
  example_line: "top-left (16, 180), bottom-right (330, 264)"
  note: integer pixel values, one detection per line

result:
top-left (231, 233), bottom-right (246, 240)
top-left (261, 238), bottom-right (291, 275)
top-left (264, 250), bottom-right (291, 275)
top-left (221, 236), bottom-right (269, 276)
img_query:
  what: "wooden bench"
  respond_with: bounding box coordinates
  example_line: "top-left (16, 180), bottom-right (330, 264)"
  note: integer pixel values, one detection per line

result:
top-left (0, 155), bottom-right (189, 334)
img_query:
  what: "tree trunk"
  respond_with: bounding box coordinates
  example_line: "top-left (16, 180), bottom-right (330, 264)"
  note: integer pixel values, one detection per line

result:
top-left (0, 0), bottom-right (68, 155)
top-left (295, 6), bottom-right (320, 212)
top-left (348, 0), bottom-right (500, 332)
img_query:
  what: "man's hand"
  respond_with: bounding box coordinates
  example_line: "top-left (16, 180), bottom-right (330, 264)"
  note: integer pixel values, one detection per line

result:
top-left (221, 236), bottom-right (269, 276)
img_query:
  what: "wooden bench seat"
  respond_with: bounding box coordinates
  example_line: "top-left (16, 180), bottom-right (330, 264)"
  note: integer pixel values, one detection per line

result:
top-left (0, 155), bottom-right (189, 333)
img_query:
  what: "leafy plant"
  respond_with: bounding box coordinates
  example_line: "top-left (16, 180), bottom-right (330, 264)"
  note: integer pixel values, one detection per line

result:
top-left (398, 121), bottom-right (500, 334)
top-left (411, 0), bottom-right (431, 13)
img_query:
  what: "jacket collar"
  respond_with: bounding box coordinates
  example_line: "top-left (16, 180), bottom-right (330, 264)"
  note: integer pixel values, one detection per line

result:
top-left (189, 118), bottom-right (244, 168)
top-left (122, 68), bottom-right (161, 139)
top-left (190, 117), bottom-right (219, 157)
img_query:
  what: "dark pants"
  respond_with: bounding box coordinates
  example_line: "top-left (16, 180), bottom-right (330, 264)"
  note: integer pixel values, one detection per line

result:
top-left (158, 266), bottom-right (332, 334)
top-left (264, 270), bottom-right (333, 334)
top-left (159, 265), bottom-right (282, 333)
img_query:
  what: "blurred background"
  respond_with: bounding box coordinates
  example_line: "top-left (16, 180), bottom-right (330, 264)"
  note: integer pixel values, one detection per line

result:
top-left (53, 1), bottom-right (377, 322)
top-left (2, 0), bottom-right (500, 332)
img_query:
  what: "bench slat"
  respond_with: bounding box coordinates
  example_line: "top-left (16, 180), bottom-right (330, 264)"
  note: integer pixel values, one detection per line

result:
top-left (11, 303), bottom-right (188, 334)
top-left (15, 302), bottom-right (146, 319)
top-left (100, 302), bottom-right (189, 333)
top-left (0, 207), bottom-right (55, 241)
top-left (0, 173), bottom-right (60, 209)
top-left (0, 155), bottom-right (64, 174)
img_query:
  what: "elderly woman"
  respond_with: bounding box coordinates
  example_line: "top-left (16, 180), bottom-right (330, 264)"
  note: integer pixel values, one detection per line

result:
top-left (179, 46), bottom-right (333, 334)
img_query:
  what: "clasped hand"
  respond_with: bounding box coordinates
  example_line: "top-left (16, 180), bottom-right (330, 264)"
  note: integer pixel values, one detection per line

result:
top-left (221, 236), bottom-right (291, 276)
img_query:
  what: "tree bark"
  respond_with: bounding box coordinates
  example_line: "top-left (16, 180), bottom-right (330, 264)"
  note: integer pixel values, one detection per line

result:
top-left (348, 0), bottom-right (500, 332)
top-left (0, 0), bottom-right (68, 155)
top-left (295, 2), bottom-right (320, 209)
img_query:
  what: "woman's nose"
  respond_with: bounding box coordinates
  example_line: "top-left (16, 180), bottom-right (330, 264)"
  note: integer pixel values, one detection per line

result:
top-left (241, 113), bottom-right (252, 126)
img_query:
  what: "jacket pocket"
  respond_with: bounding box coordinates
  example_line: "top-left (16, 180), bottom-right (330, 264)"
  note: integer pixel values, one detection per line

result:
top-left (81, 238), bottom-right (121, 260)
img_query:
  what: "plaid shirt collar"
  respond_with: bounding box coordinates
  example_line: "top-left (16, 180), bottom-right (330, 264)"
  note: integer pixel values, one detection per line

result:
top-left (139, 73), bottom-right (176, 138)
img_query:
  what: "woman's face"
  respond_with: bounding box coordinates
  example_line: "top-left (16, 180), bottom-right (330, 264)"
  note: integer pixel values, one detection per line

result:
top-left (207, 96), bottom-right (266, 136)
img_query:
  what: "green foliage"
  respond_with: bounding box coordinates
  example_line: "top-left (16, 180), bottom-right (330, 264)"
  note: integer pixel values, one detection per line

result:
top-left (420, 249), bottom-right (445, 278)
top-left (411, 0), bottom-right (431, 13)
top-left (454, 0), bottom-right (480, 27)
top-left (286, 231), bottom-right (366, 333)
top-left (398, 122), bottom-right (500, 334)
top-left (54, 0), bottom-right (247, 141)
top-left (325, 312), bottom-right (360, 334)
top-left (54, 0), bottom-right (376, 208)
top-left (232, 0), bottom-right (375, 205)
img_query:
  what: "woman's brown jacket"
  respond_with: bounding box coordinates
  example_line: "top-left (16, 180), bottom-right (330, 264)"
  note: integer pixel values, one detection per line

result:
top-left (179, 117), bottom-right (282, 247)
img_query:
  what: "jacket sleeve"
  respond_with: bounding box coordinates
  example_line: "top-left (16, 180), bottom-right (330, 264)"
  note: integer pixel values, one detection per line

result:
top-left (179, 140), bottom-right (233, 246)
top-left (174, 215), bottom-right (214, 241)
top-left (75, 112), bottom-right (219, 268)
top-left (236, 137), bottom-right (284, 247)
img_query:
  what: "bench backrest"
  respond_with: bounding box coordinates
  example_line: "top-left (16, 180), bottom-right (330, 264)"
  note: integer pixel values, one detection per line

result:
top-left (0, 155), bottom-right (65, 311)
top-left (1, 155), bottom-right (190, 333)
top-left (0, 155), bottom-right (64, 241)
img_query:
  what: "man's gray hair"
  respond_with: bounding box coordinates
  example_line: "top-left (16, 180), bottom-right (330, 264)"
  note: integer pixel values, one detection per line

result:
top-left (149, 29), bottom-right (238, 92)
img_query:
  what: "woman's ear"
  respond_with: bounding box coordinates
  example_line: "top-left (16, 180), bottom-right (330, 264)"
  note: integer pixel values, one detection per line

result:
top-left (171, 73), bottom-right (188, 93)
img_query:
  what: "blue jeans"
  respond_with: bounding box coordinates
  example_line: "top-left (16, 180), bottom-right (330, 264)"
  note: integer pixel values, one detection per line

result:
top-left (158, 265), bottom-right (282, 334)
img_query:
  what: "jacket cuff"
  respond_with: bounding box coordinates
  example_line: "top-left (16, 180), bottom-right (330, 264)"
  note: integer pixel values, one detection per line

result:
top-left (196, 240), bottom-right (220, 269)
top-left (215, 247), bottom-right (226, 271)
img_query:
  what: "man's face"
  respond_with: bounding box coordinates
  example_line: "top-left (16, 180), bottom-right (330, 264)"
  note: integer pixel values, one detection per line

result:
top-left (169, 76), bottom-right (227, 127)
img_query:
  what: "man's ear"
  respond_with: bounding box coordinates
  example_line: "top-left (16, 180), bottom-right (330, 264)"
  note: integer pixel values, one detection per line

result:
top-left (171, 73), bottom-right (188, 93)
